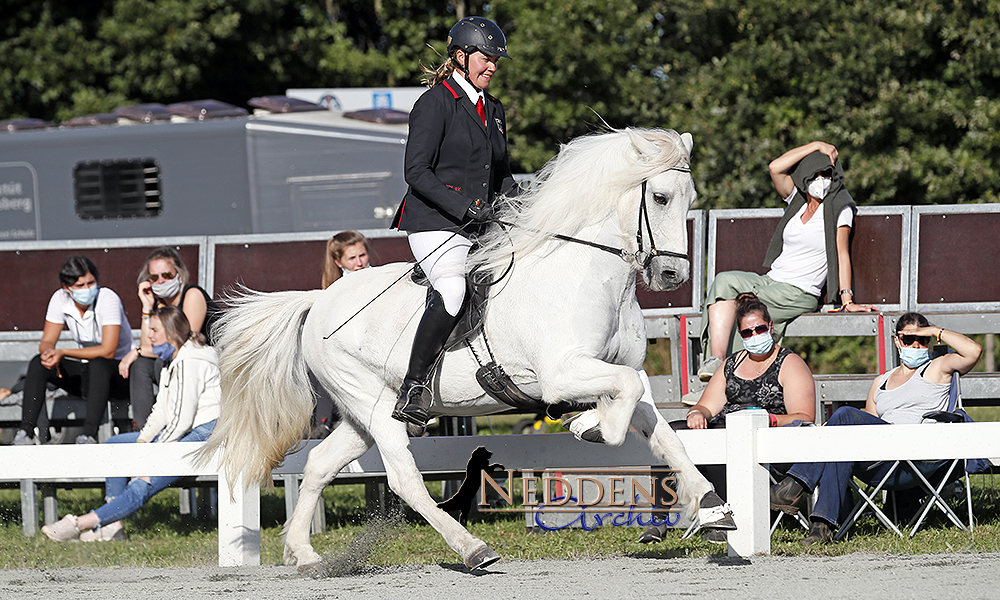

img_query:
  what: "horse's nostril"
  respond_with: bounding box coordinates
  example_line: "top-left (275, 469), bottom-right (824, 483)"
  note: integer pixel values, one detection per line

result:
top-left (663, 270), bottom-right (678, 280)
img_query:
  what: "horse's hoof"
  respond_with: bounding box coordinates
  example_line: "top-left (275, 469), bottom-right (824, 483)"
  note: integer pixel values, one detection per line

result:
top-left (564, 411), bottom-right (605, 444)
top-left (465, 545), bottom-right (501, 571)
top-left (297, 561), bottom-right (323, 577)
top-left (698, 491), bottom-right (736, 530)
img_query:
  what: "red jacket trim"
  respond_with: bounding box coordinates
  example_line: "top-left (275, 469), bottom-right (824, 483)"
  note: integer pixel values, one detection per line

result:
top-left (441, 80), bottom-right (461, 99)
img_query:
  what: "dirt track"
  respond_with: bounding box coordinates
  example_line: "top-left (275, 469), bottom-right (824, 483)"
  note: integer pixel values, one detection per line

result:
top-left (4, 552), bottom-right (999, 600)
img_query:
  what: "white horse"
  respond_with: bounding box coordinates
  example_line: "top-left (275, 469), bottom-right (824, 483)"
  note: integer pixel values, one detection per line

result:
top-left (197, 128), bottom-right (732, 570)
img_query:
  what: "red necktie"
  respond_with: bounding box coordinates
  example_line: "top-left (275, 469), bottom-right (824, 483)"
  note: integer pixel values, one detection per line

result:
top-left (476, 97), bottom-right (486, 127)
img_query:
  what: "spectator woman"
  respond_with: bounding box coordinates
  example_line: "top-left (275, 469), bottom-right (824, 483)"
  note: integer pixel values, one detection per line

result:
top-left (41, 305), bottom-right (221, 542)
top-left (639, 293), bottom-right (815, 544)
top-left (117, 247), bottom-right (218, 428)
top-left (770, 312), bottom-right (981, 544)
top-left (311, 230), bottom-right (371, 437)
top-left (389, 16), bottom-right (516, 428)
top-left (697, 141), bottom-right (876, 382)
top-left (14, 256), bottom-right (132, 445)
top-left (321, 230), bottom-right (371, 289)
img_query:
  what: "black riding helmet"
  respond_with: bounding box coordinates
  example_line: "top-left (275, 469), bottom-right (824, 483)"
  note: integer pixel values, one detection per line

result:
top-left (447, 17), bottom-right (510, 86)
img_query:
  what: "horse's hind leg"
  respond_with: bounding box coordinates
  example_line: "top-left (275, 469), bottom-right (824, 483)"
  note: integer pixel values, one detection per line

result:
top-left (283, 419), bottom-right (373, 567)
top-left (629, 370), bottom-right (733, 529)
top-left (377, 430), bottom-right (500, 570)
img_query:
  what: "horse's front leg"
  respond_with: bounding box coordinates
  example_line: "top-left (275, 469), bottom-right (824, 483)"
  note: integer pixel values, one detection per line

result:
top-left (541, 356), bottom-right (644, 447)
top-left (627, 370), bottom-right (731, 529)
top-left (283, 419), bottom-right (373, 568)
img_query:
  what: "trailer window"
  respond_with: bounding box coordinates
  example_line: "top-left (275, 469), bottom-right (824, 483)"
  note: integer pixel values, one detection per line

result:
top-left (73, 158), bottom-right (163, 219)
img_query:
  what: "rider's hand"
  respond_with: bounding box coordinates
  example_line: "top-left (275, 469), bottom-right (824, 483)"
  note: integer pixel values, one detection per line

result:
top-left (466, 199), bottom-right (494, 223)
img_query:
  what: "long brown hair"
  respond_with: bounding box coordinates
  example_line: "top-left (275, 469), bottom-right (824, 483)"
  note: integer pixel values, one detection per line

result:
top-left (150, 305), bottom-right (205, 348)
top-left (321, 231), bottom-right (370, 288)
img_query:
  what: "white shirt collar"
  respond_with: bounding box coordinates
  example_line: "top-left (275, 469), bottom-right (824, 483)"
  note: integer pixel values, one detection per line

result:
top-left (451, 71), bottom-right (483, 106)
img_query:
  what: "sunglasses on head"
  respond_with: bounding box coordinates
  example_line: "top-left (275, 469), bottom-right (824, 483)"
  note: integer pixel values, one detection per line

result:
top-left (897, 333), bottom-right (931, 346)
top-left (148, 271), bottom-right (177, 283)
top-left (738, 323), bottom-right (770, 339)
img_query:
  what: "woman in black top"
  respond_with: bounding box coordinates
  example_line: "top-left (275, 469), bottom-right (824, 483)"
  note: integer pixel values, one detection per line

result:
top-left (389, 16), bottom-right (516, 427)
top-left (685, 293), bottom-right (815, 429)
top-left (117, 247), bottom-right (219, 428)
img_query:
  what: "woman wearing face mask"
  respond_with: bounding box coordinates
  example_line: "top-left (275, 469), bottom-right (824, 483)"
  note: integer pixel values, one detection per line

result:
top-left (695, 141), bottom-right (877, 384)
top-left (683, 293), bottom-right (816, 431)
top-left (388, 16), bottom-right (516, 428)
top-left (638, 293), bottom-right (816, 545)
top-left (41, 305), bottom-right (220, 543)
top-left (13, 256), bottom-right (133, 445)
top-left (117, 247), bottom-right (219, 428)
top-left (770, 312), bottom-right (982, 545)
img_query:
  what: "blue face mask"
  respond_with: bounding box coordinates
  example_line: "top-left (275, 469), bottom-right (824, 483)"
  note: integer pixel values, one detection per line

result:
top-left (742, 330), bottom-right (774, 356)
top-left (71, 285), bottom-right (99, 307)
top-left (898, 346), bottom-right (930, 368)
top-left (151, 342), bottom-right (176, 362)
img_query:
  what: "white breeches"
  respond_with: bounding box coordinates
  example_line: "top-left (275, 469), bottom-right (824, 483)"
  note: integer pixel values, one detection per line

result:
top-left (408, 231), bottom-right (472, 317)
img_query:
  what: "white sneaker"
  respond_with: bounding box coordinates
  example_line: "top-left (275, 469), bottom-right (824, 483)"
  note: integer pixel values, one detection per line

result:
top-left (75, 434), bottom-right (98, 444)
top-left (41, 514), bottom-right (80, 542)
top-left (697, 356), bottom-right (724, 382)
top-left (681, 388), bottom-right (704, 406)
top-left (12, 429), bottom-right (39, 446)
top-left (80, 520), bottom-right (126, 542)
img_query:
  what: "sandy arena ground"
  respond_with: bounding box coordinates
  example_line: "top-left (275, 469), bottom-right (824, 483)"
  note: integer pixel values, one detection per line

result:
top-left (3, 552), bottom-right (999, 600)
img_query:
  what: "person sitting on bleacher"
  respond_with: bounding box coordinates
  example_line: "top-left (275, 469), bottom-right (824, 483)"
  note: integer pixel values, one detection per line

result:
top-left (41, 305), bottom-right (221, 542)
top-left (117, 247), bottom-right (220, 429)
top-left (639, 293), bottom-right (816, 545)
top-left (13, 255), bottom-right (133, 445)
top-left (770, 312), bottom-right (982, 545)
top-left (697, 141), bottom-right (876, 383)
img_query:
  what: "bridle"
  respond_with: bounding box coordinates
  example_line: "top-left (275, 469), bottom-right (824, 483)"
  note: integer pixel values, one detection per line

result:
top-left (514, 166), bottom-right (692, 270)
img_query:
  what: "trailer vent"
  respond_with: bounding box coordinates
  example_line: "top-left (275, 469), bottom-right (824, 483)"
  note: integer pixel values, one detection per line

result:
top-left (73, 158), bottom-right (163, 220)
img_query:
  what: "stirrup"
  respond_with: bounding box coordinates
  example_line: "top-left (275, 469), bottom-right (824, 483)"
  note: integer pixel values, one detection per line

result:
top-left (392, 381), bottom-right (431, 427)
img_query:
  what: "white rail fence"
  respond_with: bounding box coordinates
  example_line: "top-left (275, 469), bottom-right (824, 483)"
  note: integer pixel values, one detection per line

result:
top-left (2, 411), bottom-right (999, 565)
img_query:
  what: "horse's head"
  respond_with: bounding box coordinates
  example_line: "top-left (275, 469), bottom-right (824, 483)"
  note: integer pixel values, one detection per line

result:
top-left (623, 128), bottom-right (697, 291)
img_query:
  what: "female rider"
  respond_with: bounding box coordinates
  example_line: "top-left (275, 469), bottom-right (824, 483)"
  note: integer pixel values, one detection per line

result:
top-left (390, 16), bottom-right (516, 427)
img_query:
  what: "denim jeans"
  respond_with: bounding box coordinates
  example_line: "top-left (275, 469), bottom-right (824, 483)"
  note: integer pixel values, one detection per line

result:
top-left (91, 420), bottom-right (216, 526)
top-left (786, 407), bottom-right (945, 528)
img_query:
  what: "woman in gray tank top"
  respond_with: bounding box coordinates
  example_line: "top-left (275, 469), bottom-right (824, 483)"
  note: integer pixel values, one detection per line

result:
top-left (769, 312), bottom-right (982, 545)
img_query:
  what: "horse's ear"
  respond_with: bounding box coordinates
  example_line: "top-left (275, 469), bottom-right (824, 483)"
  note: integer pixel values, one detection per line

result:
top-left (680, 132), bottom-right (694, 155)
top-left (626, 128), bottom-right (661, 160)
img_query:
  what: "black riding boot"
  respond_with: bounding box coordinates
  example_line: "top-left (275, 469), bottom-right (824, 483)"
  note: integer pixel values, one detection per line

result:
top-left (392, 290), bottom-right (460, 427)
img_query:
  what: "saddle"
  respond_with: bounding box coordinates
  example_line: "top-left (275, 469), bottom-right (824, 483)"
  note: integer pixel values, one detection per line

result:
top-left (410, 264), bottom-right (593, 419)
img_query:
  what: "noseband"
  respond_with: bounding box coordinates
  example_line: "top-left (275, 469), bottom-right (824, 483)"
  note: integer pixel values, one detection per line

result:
top-left (635, 172), bottom-right (690, 269)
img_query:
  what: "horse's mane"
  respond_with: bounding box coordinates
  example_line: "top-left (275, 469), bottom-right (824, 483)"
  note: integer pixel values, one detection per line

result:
top-left (468, 128), bottom-right (691, 276)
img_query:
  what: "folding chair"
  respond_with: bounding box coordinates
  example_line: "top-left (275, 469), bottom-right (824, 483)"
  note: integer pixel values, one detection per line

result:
top-left (834, 372), bottom-right (974, 540)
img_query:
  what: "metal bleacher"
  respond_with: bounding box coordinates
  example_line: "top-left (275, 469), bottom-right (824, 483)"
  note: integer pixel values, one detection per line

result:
top-left (673, 203), bottom-right (1000, 422)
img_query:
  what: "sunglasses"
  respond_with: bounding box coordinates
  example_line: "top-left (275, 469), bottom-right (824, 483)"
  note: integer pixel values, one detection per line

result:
top-left (148, 271), bottom-right (177, 283)
top-left (738, 323), bottom-right (771, 339)
top-left (897, 334), bottom-right (931, 346)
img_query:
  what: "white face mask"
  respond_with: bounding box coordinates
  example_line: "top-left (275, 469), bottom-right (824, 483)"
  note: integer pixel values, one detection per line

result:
top-left (807, 176), bottom-right (832, 200)
top-left (152, 276), bottom-right (182, 299)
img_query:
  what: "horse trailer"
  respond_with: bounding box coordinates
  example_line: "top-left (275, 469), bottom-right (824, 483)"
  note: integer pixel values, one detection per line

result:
top-left (0, 100), bottom-right (410, 241)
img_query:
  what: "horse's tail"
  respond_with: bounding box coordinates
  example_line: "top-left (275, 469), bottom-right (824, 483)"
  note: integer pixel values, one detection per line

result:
top-left (193, 287), bottom-right (324, 490)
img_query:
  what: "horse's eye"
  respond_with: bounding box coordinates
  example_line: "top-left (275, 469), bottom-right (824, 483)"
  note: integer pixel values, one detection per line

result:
top-left (653, 193), bottom-right (668, 205)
